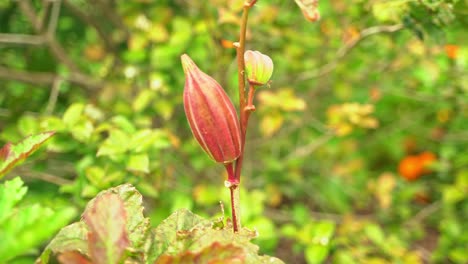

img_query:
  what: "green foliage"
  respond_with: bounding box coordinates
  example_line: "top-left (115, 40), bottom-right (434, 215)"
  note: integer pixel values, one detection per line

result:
top-left (0, 177), bottom-right (76, 263)
top-left (0, 0), bottom-right (467, 263)
top-left (40, 184), bottom-right (283, 264)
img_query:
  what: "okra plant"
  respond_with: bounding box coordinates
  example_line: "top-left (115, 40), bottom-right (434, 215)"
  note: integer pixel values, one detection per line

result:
top-left (181, 1), bottom-right (276, 232)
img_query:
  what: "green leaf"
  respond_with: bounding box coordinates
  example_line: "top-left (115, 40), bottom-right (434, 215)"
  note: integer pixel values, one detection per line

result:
top-left (312, 221), bottom-right (335, 245)
top-left (63, 103), bottom-right (85, 127)
top-left (155, 242), bottom-right (245, 264)
top-left (372, 0), bottom-right (409, 22)
top-left (0, 177), bottom-right (27, 224)
top-left (96, 130), bottom-right (129, 157)
top-left (83, 193), bottom-right (130, 264)
top-left (39, 222), bottom-right (89, 264)
top-left (0, 131), bottom-right (55, 179)
top-left (126, 153), bottom-right (150, 173)
top-left (40, 184), bottom-right (151, 263)
top-left (364, 223), bottom-right (385, 246)
top-left (0, 178), bottom-right (76, 263)
top-left (149, 209), bottom-right (284, 264)
top-left (305, 244), bottom-right (329, 264)
top-left (133, 89), bottom-right (155, 113)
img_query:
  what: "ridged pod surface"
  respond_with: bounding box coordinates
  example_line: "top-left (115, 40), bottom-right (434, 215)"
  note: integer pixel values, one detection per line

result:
top-left (181, 54), bottom-right (241, 164)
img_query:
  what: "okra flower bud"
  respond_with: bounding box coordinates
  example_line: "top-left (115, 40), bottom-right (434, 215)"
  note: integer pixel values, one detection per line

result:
top-left (244, 50), bottom-right (274, 86)
top-left (181, 54), bottom-right (241, 164)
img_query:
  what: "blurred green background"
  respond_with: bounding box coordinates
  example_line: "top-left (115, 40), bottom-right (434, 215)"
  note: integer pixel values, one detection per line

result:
top-left (0, 0), bottom-right (467, 263)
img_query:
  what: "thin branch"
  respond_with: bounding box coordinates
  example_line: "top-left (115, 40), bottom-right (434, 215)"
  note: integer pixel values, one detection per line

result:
top-left (46, 0), bottom-right (61, 36)
top-left (404, 202), bottom-right (441, 227)
top-left (15, 167), bottom-right (73, 186)
top-left (284, 132), bottom-right (334, 161)
top-left (0, 66), bottom-right (102, 90)
top-left (94, 0), bottom-right (130, 40)
top-left (0, 33), bottom-right (45, 45)
top-left (45, 77), bottom-right (62, 114)
top-left (298, 24), bottom-right (404, 81)
top-left (38, 0), bottom-right (53, 31)
top-left (62, 0), bottom-right (116, 53)
top-left (17, 0), bottom-right (80, 72)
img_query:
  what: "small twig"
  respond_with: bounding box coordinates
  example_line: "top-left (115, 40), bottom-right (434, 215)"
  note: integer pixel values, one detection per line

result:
top-left (18, 0), bottom-right (80, 72)
top-left (95, 0), bottom-right (130, 40)
top-left (0, 66), bottom-right (102, 90)
top-left (63, 0), bottom-right (117, 53)
top-left (14, 167), bottom-right (73, 186)
top-left (46, 0), bottom-right (61, 36)
top-left (45, 77), bottom-right (62, 114)
top-left (284, 132), bottom-right (334, 161)
top-left (0, 33), bottom-right (45, 45)
top-left (298, 24), bottom-right (404, 81)
top-left (404, 202), bottom-right (441, 227)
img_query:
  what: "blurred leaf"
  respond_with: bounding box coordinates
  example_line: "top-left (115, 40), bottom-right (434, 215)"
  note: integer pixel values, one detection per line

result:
top-left (63, 104), bottom-right (85, 128)
top-left (97, 130), bottom-right (129, 157)
top-left (372, 0), bottom-right (409, 22)
top-left (305, 244), bottom-right (329, 264)
top-left (0, 131), bottom-right (55, 179)
top-left (364, 224), bottom-right (385, 246)
top-left (0, 177), bottom-right (27, 223)
top-left (0, 178), bottom-right (76, 263)
top-left (260, 113), bottom-right (284, 137)
top-left (126, 153), bottom-right (150, 173)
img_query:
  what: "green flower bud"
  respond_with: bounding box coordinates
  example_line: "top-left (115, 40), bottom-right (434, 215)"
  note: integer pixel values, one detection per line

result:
top-left (244, 50), bottom-right (274, 86)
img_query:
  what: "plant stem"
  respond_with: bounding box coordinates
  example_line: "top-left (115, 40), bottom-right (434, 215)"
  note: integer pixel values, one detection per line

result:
top-left (229, 0), bottom-right (257, 233)
top-left (230, 185), bottom-right (241, 232)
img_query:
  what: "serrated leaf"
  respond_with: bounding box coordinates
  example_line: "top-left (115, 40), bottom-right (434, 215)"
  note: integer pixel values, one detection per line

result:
top-left (0, 177), bottom-right (27, 224)
top-left (150, 209), bottom-right (210, 261)
top-left (0, 178), bottom-right (76, 262)
top-left (39, 222), bottom-right (89, 264)
top-left (83, 193), bottom-right (130, 264)
top-left (155, 242), bottom-right (244, 264)
top-left (40, 184), bottom-right (151, 263)
top-left (0, 131), bottom-right (55, 179)
top-left (150, 209), bottom-right (284, 264)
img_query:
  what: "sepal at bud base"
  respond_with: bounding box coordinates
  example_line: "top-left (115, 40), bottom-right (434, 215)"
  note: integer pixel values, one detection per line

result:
top-left (181, 54), bottom-right (241, 164)
top-left (244, 50), bottom-right (274, 86)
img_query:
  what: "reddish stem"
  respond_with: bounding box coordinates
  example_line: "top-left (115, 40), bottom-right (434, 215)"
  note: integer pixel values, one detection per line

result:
top-left (229, 186), bottom-right (239, 232)
top-left (229, 0), bottom-right (257, 233)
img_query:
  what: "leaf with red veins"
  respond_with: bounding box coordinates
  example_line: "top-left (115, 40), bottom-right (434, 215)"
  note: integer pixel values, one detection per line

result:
top-left (0, 142), bottom-right (12, 161)
top-left (0, 131), bottom-right (55, 179)
top-left (83, 193), bottom-right (130, 264)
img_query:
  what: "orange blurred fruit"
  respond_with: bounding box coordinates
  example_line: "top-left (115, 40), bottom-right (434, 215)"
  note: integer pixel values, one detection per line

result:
top-left (398, 151), bottom-right (437, 181)
top-left (444, 44), bottom-right (459, 59)
top-left (398, 155), bottom-right (423, 181)
top-left (419, 151), bottom-right (436, 174)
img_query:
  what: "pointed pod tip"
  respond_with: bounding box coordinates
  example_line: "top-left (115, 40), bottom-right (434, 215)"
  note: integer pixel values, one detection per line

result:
top-left (181, 54), bottom-right (196, 74)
